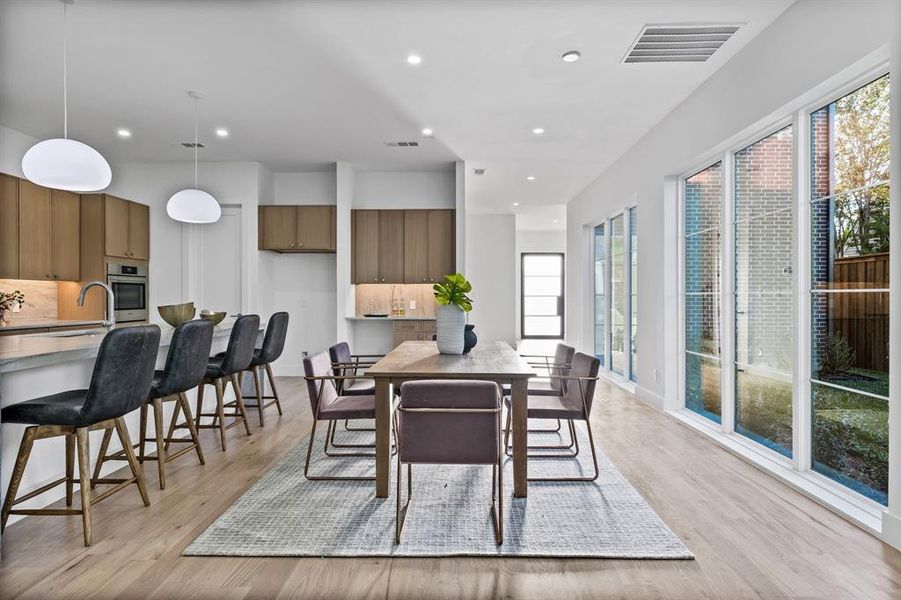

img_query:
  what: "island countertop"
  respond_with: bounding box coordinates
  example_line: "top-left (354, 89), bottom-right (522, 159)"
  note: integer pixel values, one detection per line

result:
top-left (0, 317), bottom-right (264, 374)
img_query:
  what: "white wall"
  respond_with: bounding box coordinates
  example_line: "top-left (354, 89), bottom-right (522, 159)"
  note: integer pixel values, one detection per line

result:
top-left (0, 125), bottom-right (36, 177)
top-left (465, 214), bottom-right (516, 345)
top-left (353, 170), bottom-right (454, 208)
top-left (274, 171), bottom-right (336, 205)
top-left (566, 0), bottom-right (898, 407)
top-left (515, 228), bottom-right (567, 340)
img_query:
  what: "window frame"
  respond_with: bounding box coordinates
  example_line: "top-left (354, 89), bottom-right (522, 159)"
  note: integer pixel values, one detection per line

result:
top-left (675, 62), bottom-right (892, 523)
top-left (520, 252), bottom-right (565, 340)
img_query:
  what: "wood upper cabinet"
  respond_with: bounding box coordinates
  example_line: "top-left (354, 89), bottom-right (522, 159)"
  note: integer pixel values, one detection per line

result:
top-left (427, 209), bottom-right (455, 282)
top-left (50, 190), bottom-right (81, 280)
top-left (17, 180), bottom-right (52, 280)
top-left (258, 205), bottom-right (336, 252)
top-left (378, 210), bottom-right (404, 283)
top-left (403, 210), bottom-right (429, 283)
top-left (104, 195), bottom-right (149, 260)
top-left (352, 209), bottom-right (380, 283)
top-left (0, 174), bottom-right (18, 278)
top-left (14, 181), bottom-right (81, 281)
top-left (354, 208), bottom-right (455, 284)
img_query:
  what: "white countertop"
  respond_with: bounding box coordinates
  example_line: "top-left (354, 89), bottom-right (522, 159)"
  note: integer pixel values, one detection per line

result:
top-left (0, 317), bottom-right (263, 374)
top-left (345, 315), bottom-right (436, 321)
top-left (0, 319), bottom-right (106, 332)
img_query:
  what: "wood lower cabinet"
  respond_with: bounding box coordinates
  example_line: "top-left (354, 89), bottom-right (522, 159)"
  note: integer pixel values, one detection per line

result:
top-left (0, 174), bottom-right (19, 278)
top-left (391, 319), bottom-right (437, 348)
top-left (104, 194), bottom-right (149, 260)
top-left (353, 208), bottom-right (455, 284)
top-left (258, 205), bottom-right (336, 252)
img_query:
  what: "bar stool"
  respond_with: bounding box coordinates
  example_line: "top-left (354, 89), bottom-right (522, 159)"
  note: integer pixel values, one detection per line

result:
top-left (195, 314), bottom-right (259, 451)
top-left (229, 311), bottom-right (289, 427)
top-left (91, 320), bottom-right (213, 490)
top-left (1, 325), bottom-right (161, 546)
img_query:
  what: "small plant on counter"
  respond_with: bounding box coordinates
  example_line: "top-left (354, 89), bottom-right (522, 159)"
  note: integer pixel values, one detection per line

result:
top-left (433, 273), bottom-right (473, 312)
top-left (0, 289), bottom-right (25, 311)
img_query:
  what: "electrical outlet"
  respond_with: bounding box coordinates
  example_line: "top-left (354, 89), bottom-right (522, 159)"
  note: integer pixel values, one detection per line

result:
top-left (653, 369), bottom-right (660, 382)
top-left (409, 300), bottom-right (416, 310)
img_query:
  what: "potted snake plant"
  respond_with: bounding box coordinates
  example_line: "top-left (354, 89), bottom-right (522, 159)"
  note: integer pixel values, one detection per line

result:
top-left (433, 273), bottom-right (473, 354)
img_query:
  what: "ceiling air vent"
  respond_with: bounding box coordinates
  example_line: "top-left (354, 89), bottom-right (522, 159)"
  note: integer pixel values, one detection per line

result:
top-left (181, 142), bottom-right (206, 148)
top-left (623, 24), bottom-right (739, 63)
top-left (384, 141), bottom-right (420, 147)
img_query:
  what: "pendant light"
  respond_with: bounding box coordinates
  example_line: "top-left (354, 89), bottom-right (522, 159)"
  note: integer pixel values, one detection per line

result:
top-left (21, 0), bottom-right (111, 192)
top-left (166, 91), bottom-right (221, 224)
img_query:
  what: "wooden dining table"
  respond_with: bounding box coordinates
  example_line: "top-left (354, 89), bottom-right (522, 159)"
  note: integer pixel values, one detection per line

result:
top-left (366, 340), bottom-right (535, 498)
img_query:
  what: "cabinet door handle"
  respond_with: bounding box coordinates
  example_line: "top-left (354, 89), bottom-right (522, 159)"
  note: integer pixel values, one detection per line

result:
top-left (289, 242), bottom-right (295, 248)
top-left (298, 242), bottom-right (303, 247)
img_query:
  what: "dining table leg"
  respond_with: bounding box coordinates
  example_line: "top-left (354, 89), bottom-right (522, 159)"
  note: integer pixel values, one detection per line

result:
top-left (375, 377), bottom-right (392, 498)
top-left (511, 377), bottom-right (529, 497)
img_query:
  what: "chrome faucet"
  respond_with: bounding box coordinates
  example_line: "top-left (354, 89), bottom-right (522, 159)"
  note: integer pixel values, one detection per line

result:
top-left (77, 281), bottom-right (116, 328)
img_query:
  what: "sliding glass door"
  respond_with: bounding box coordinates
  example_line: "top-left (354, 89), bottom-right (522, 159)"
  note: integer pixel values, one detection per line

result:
top-left (593, 224), bottom-right (606, 365)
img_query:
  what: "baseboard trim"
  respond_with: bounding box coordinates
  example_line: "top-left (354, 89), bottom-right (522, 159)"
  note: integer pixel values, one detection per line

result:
top-left (635, 385), bottom-right (664, 410)
top-left (882, 511), bottom-right (901, 551)
top-left (271, 365), bottom-right (303, 377)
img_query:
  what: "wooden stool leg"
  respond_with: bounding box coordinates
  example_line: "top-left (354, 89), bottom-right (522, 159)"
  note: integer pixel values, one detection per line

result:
top-left (138, 403), bottom-right (148, 463)
top-left (214, 378), bottom-right (228, 451)
top-left (265, 363), bottom-right (283, 415)
top-left (75, 427), bottom-right (92, 546)
top-left (114, 418), bottom-right (150, 506)
top-left (195, 382), bottom-right (206, 429)
top-left (65, 433), bottom-right (75, 507)
top-left (231, 374), bottom-right (252, 436)
top-left (252, 367), bottom-right (264, 426)
top-left (152, 397), bottom-right (166, 490)
top-left (1, 426), bottom-right (37, 531)
top-left (90, 428), bottom-right (114, 489)
top-left (179, 392), bottom-right (205, 465)
top-left (164, 397), bottom-right (181, 453)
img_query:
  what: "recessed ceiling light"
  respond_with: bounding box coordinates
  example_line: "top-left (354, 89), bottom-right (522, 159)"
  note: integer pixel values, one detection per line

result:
top-left (553, 219), bottom-right (559, 223)
top-left (215, 128), bottom-right (229, 138)
top-left (116, 128), bottom-right (132, 138)
top-left (406, 54), bottom-right (422, 65)
top-left (513, 202), bottom-right (520, 207)
top-left (421, 127), bottom-right (433, 137)
top-left (526, 175), bottom-right (536, 181)
top-left (532, 127), bottom-right (545, 135)
top-left (562, 50), bottom-right (581, 63)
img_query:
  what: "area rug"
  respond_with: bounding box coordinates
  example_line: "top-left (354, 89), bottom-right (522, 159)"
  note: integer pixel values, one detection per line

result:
top-left (184, 421), bottom-right (693, 559)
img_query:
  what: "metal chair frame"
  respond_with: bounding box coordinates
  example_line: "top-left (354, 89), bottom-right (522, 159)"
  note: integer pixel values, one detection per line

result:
top-left (394, 403), bottom-right (503, 545)
top-left (332, 353), bottom-right (384, 433)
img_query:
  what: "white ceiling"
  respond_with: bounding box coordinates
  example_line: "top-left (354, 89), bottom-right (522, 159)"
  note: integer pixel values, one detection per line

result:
top-left (0, 0), bottom-right (792, 214)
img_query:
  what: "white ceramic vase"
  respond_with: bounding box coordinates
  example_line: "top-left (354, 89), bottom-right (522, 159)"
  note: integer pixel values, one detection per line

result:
top-left (436, 304), bottom-right (465, 354)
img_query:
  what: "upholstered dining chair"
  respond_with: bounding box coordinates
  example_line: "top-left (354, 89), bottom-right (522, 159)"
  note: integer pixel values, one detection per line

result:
top-left (91, 319), bottom-right (213, 490)
top-left (503, 351), bottom-right (601, 482)
top-left (302, 351), bottom-right (385, 480)
top-left (395, 380), bottom-right (503, 545)
top-left (1, 325), bottom-right (161, 546)
top-left (195, 314), bottom-right (259, 451)
top-left (327, 341), bottom-right (385, 447)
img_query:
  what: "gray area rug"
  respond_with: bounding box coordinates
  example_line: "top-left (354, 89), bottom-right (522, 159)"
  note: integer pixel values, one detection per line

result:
top-left (184, 420), bottom-right (693, 559)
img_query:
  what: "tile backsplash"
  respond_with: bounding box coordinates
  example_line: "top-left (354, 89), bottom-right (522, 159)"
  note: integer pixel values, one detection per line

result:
top-left (0, 279), bottom-right (59, 323)
top-left (355, 284), bottom-right (438, 317)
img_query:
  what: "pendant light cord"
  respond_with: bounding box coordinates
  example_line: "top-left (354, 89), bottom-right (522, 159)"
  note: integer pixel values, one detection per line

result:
top-left (194, 96), bottom-right (199, 189)
top-left (63, 1), bottom-right (68, 139)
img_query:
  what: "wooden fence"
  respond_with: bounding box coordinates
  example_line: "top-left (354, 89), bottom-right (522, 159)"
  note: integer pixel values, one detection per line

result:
top-left (831, 252), bottom-right (889, 372)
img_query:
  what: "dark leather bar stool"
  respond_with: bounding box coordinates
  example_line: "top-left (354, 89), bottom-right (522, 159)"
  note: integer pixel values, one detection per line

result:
top-left (195, 314), bottom-right (259, 451)
top-left (1, 325), bottom-right (161, 546)
top-left (91, 320), bottom-right (213, 490)
top-left (230, 311), bottom-right (289, 427)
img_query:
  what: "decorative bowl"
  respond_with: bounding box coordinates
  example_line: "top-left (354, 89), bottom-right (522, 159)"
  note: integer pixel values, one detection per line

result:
top-left (200, 311), bottom-right (227, 326)
top-left (158, 302), bottom-right (195, 327)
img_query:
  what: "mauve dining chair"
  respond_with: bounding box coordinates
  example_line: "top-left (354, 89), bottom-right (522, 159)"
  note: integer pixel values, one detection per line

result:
top-left (395, 380), bottom-right (504, 545)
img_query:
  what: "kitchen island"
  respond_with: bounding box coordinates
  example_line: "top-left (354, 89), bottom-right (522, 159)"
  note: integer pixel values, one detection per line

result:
top-left (0, 318), bottom-right (265, 527)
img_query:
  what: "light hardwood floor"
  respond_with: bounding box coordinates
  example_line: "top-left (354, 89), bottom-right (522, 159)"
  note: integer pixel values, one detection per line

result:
top-left (1, 376), bottom-right (900, 599)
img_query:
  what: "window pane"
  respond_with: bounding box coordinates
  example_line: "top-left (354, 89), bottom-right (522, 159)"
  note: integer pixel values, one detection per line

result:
top-left (594, 224), bottom-right (606, 364)
top-left (630, 207), bottom-right (638, 382)
top-left (523, 254), bottom-right (562, 276)
top-left (524, 316), bottom-right (562, 337)
top-left (524, 276), bottom-right (561, 296)
top-left (684, 162), bottom-right (722, 423)
top-left (610, 215), bottom-right (625, 374)
top-left (524, 296), bottom-right (558, 316)
top-left (809, 74), bottom-right (890, 505)
top-left (686, 353), bottom-right (722, 422)
top-left (811, 291), bottom-right (888, 398)
top-left (811, 382), bottom-right (887, 504)
top-left (734, 126), bottom-right (794, 454)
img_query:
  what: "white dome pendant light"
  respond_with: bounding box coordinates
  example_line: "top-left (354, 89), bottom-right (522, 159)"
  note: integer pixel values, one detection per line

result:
top-left (21, 0), bottom-right (111, 192)
top-left (166, 92), bottom-right (221, 224)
